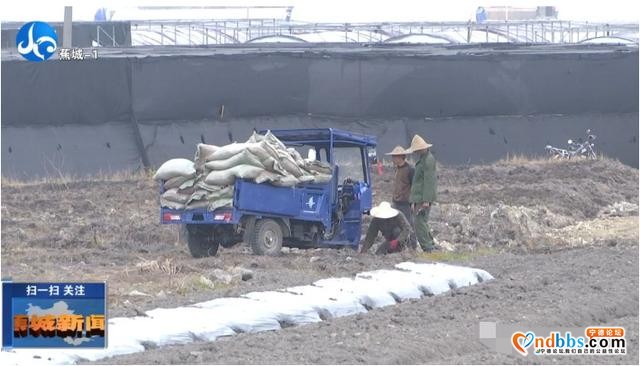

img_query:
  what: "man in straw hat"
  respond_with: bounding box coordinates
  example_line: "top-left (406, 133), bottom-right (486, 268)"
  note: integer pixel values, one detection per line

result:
top-left (385, 145), bottom-right (415, 227)
top-left (359, 201), bottom-right (416, 254)
top-left (406, 134), bottom-right (437, 252)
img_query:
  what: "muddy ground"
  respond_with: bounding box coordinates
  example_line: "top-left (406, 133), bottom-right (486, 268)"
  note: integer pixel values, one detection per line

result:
top-left (96, 246), bottom-right (638, 365)
top-left (1, 158), bottom-right (638, 364)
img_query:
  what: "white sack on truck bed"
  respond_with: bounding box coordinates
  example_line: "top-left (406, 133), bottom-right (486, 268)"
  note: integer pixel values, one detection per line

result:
top-left (246, 131), bottom-right (265, 143)
top-left (163, 175), bottom-right (193, 190)
top-left (288, 148), bottom-right (306, 166)
top-left (158, 130), bottom-right (334, 211)
top-left (254, 170), bottom-right (280, 184)
top-left (162, 188), bottom-right (191, 203)
top-left (247, 142), bottom-right (277, 163)
top-left (208, 143), bottom-right (253, 161)
top-left (204, 150), bottom-right (265, 171)
top-left (194, 144), bottom-right (219, 170)
top-left (187, 186), bottom-right (233, 203)
top-left (153, 159), bottom-right (196, 181)
top-left (206, 198), bottom-right (234, 211)
top-left (204, 165), bottom-right (265, 186)
top-left (160, 188), bottom-right (192, 210)
top-left (259, 156), bottom-right (289, 176)
top-left (304, 159), bottom-right (333, 175)
top-left (279, 156), bottom-right (304, 177)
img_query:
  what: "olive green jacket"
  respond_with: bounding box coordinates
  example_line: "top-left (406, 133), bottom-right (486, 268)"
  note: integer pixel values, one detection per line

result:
top-left (409, 151), bottom-right (437, 204)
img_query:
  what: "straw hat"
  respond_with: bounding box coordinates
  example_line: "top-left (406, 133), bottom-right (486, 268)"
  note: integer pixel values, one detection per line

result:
top-left (370, 201), bottom-right (399, 219)
top-left (406, 134), bottom-right (433, 152)
top-left (385, 145), bottom-right (408, 156)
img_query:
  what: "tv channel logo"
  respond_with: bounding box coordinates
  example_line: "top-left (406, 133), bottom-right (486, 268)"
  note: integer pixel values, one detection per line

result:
top-left (16, 21), bottom-right (58, 62)
top-left (2, 282), bottom-right (107, 349)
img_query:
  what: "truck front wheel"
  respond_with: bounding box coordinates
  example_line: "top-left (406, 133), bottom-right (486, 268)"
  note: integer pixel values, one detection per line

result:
top-left (250, 219), bottom-right (283, 256)
top-left (182, 225), bottom-right (219, 258)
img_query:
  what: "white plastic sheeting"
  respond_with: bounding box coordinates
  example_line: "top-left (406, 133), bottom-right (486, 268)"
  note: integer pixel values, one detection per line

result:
top-left (0, 262), bottom-right (493, 365)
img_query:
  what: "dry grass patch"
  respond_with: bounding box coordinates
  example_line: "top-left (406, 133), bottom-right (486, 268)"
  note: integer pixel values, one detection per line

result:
top-left (497, 153), bottom-right (615, 166)
top-left (418, 247), bottom-right (497, 262)
top-left (1, 169), bottom-right (153, 188)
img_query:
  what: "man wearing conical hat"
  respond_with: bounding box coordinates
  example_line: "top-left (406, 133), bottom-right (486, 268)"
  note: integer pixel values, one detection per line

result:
top-left (407, 134), bottom-right (437, 252)
top-left (359, 201), bottom-right (416, 254)
top-left (385, 145), bottom-right (415, 226)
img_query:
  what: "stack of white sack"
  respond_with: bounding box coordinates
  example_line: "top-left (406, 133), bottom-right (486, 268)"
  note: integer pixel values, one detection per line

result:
top-left (154, 131), bottom-right (333, 211)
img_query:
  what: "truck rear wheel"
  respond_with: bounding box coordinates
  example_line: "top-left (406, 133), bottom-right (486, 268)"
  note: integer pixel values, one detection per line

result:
top-left (182, 225), bottom-right (219, 258)
top-left (250, 219), bottom-right (283, 256)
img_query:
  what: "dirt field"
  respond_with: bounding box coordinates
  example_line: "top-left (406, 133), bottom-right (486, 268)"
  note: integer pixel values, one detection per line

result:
top-left (95, 246), bottom-right (638, 365)
top-left (1, 157), bottom-right (638, 364)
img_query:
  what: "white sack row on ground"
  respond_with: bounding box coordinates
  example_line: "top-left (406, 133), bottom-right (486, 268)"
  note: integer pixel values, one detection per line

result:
top-left (154, 131), bottom-right (333, 211)
top-left (0, 262), bottom-right (493, 365)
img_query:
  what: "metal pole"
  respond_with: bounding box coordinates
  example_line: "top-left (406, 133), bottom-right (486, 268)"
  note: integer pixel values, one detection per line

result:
top-left (586, 23), bottom-right (589, 39)
top-left (112, 24), bottom-right (115, 46)
top-left (63, 6), bottom-right (72, 48)
top-left (530, 22), bottom-right (533, 42)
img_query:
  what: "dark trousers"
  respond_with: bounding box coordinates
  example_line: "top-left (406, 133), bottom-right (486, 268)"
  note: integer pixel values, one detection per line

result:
top-left (392, 201), bottom-right (417, 250)
top-left (392, 201), bottom-right (413, 228)
top-left (415, 206), bottom-right (434, 251)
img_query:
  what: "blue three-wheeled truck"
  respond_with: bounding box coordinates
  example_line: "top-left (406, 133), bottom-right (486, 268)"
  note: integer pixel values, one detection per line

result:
top-left (160, 128), bottom-right (377, 257)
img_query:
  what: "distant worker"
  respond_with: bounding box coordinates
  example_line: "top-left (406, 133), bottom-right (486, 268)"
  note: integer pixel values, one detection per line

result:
top-left (385, 146), bottom-right (415, 226)
top-left (359, 201), bottom-right (416, 255)
top-left (407, 135), bottom-right (437, 253)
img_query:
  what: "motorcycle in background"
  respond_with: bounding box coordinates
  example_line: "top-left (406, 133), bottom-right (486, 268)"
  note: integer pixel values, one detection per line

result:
top-left (545, 129), bottom-right (597, 160)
